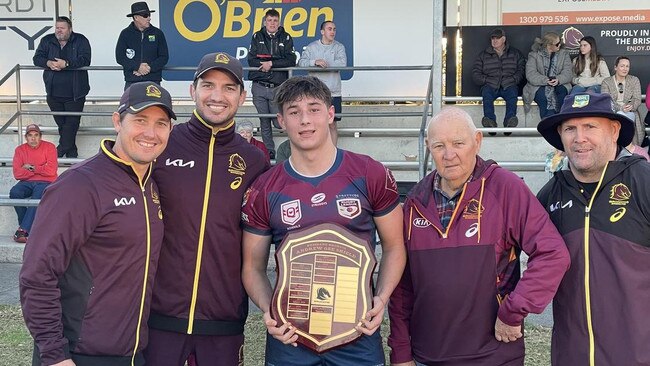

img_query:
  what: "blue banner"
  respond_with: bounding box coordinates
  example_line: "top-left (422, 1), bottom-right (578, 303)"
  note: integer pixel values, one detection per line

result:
top-left (159, 0), bottom-right (354, 81)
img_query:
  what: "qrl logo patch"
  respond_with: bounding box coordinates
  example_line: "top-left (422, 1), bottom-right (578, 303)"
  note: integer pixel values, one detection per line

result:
top-left (281, 199), bottom-right (302, 225)
top-left (336, 199), bottom-right (361, 219)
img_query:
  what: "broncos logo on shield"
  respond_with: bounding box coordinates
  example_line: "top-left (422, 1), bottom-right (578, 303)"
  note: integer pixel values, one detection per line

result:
top-left (317, 287), bottom-right (331, 301)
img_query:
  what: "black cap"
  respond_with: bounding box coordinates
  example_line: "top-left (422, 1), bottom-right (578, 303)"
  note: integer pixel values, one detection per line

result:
top-left (118, 82), bottom-right (176, 120)
top-left (537, 93), bottom-right (634, 151)
top-left (127, 2), bottom-right (155, 17)
top-left (194, 52), bottom-right (243, 86)
top-left (490, 28), bottom-right (505, 38)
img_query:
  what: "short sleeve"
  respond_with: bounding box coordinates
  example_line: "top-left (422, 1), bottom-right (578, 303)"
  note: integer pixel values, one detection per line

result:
top-left (241, 180), bottom-right (272, 235)
top-left (366, 159), bottom-right (400, 216)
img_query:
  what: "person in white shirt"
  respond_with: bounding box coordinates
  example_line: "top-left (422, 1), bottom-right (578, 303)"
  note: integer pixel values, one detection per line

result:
top-left (298, 20), bottom-right (347, 145)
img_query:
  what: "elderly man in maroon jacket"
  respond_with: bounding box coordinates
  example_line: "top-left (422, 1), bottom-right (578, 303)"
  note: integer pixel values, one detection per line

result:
top-left (388, 107), bottom-right (570, 366)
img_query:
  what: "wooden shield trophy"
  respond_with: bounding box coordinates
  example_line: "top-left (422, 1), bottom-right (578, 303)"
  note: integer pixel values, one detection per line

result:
top-left (270, 223), bottom-right (377, 353)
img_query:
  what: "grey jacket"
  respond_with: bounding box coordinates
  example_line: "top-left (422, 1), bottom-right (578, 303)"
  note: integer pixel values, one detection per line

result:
top-left (298, 40), bottom-right (347, 96)
top-left (523, 42), bottom-right (573, 113)
top-left (602, 75), bottom-right (643, 145)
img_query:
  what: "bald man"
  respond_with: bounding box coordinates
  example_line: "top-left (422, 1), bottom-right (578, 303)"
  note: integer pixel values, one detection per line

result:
top-left (388, 107), bottom-right (570, 366)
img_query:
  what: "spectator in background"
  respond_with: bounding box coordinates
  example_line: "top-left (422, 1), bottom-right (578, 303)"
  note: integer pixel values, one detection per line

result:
top-left (601, 56), bottom-right (643, 146)
top-left (388, 108), bottom-right (569, 366)
top-left (570, 36), bottom-right (609, 94)
top-left (274, 139), bottom-right (291, 163)
top-left (523, 32), bottom-right (573, 119)
top-left (116, 1), bottom-right (169, 90)
top-left (9, 124), bottom-right (57, 243)
top-left (298, 20), bottom-right (347, 144)
top-left (471, 28), bottom-right (525, 136)
top-left (248, 9), bottom-right (296, 159)
top-left (237, 120), bottom-right (270, 163)
top-left (33, 16), bottom-right (91, 159)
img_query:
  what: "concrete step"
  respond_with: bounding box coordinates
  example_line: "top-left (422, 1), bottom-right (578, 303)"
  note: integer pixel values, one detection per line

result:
top-left (0, 240), bottom-right (24, 263)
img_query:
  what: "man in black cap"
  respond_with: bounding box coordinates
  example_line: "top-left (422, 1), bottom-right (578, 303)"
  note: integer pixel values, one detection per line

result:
top-left (537, 92), bottom-right (650, 366)
top-left (115, 1), bottom-right (169, 89)
top-left (20, 81), bottom-right (175, 366)
top-left (472, 28), bottom-right (525, 136)
top-left (145, 52), bottom-right (268, 365)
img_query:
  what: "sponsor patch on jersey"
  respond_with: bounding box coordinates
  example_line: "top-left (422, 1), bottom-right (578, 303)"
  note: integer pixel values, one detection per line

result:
top-left (336, 198), bottom-right (361, 219)
top-left (462, 199), bottom-right (484, 219)
top-left (311, 193), bottom-right (326, 204)
top-left (281, 199), bottom-right (302, 225)
top-left (242, 188), bottom-right (251, 207)
top-left (384, 167), bottom-right (398, 194)
top-left (412, 217), bottom-right (430, 228)
top-left (148, 35), bottom-right (156, 42)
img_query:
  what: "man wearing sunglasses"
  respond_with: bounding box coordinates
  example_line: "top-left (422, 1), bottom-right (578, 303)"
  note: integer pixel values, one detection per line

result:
top-left (116, 1), bottom-right (169, 90)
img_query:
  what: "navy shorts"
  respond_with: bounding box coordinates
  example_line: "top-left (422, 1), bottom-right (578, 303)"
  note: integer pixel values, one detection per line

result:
top-left (265, 331), bottom-right (385, 366)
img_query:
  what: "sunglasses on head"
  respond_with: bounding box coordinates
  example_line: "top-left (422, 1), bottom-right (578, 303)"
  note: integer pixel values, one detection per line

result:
top-left (618, 83), bottom-right (624, 93)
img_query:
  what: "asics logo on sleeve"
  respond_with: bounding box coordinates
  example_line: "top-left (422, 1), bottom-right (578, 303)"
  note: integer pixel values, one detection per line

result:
top-left (165, 158), bottom-right (195, 168)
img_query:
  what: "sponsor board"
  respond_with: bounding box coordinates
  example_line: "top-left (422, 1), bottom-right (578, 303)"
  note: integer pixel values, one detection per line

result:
top-left (159, 0), bottom-right (354, 81)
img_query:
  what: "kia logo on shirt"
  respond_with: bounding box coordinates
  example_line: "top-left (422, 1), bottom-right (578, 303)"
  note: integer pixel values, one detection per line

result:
top-left (165, 158), bottom-right (195, 168)
top-left (114, 197), bottom-right (136, 206)
top-left (413, 218), bottom-right (430, 228)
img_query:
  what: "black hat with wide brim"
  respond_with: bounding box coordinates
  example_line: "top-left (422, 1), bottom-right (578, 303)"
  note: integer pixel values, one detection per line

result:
top-left (127, 2), bottom-right (155, 17)
top-left (537, 92), bottom-right (635, 151)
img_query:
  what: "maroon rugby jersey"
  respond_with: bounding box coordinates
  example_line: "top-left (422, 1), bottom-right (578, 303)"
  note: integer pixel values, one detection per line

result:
top-left (241, 149), bottom-right (399, 246)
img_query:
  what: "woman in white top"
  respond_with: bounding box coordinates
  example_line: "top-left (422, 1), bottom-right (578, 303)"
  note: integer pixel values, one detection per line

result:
top-left (571, 36), bottom-right (609, 94)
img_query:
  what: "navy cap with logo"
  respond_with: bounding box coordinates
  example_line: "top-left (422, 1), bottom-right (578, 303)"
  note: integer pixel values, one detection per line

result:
top-left (117, 82), bottom-right (176, 120)
top-left (194, 52), bottom-right (243, 86)
top-left (537, 92), bottom-right (634, 151)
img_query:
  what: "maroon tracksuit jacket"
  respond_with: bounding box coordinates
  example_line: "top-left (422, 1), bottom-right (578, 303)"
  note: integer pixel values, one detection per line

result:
top-left (20, 140), bottom-right (164, 366)
top-left (538, 152), bottom-right (650, 366)
top-left (389, 157), bottom-right (570, 365)
top-left (149, 112), bottom-right (268, 336)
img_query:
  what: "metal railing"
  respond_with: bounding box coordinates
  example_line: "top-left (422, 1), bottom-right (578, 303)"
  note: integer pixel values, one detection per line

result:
top-left (0, 64), bottom-right (433, 143)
